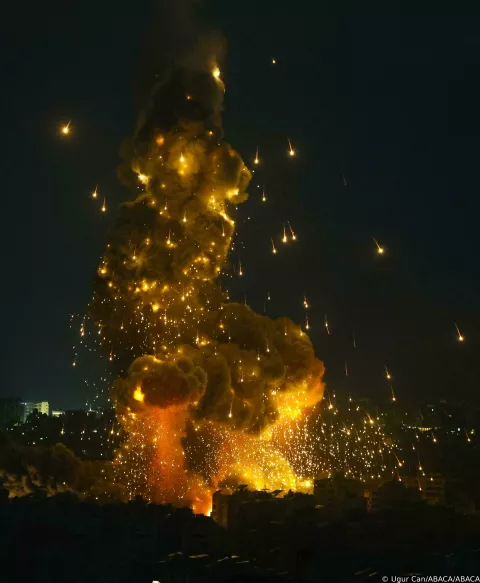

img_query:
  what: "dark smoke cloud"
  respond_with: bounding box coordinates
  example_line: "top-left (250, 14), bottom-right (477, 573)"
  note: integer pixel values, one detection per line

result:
top-left (134, 0), bottom-right (224, 110)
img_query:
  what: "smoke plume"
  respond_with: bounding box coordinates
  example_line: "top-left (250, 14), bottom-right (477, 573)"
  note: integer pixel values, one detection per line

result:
top-left (88, 1), bottom-right (325, 510)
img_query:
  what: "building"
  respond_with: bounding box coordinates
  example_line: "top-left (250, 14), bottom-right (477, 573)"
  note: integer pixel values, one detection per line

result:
top-left (314, 473), bottom-right (365, 511)
top-left (0, 397), bottom-right (25, 428)
top-left (23, 401), bottom-right (49, 421)
top-left (403, 473), bottom-right (445, 506)
top-left (212, 486), bottom-right (253, 529)
top-left (212, 486), bottom-right (318, 534)
top-left (364, 477), bottom-right (431, 512)
top-left (364, 486), bottom-right (380, 512)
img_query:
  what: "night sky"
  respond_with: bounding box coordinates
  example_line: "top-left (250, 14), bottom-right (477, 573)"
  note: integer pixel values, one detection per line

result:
top-left (2, 1), bottom-right (480, 409)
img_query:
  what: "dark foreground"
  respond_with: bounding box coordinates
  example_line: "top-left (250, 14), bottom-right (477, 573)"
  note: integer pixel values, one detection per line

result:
top-left (1, 490), bottom-right (480, 583)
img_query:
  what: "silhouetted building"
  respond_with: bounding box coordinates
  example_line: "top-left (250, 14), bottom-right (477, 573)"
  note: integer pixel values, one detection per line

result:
top-left (212, 486), bottom-right (315, 531)
top-left (364, 478), bottom-right (423, 512)
top-left (403, 473), bottom-right (445, 506)
top-left (314, 473), bottom-right (366, 516)
top-left (0, 398), bottom-right (24, 428)
top-left (212, 485), bottom-right (256, 529)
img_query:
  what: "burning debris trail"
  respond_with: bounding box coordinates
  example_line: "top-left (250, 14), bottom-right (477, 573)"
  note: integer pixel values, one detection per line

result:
top-left (88, 30), bottom-right (326, 511)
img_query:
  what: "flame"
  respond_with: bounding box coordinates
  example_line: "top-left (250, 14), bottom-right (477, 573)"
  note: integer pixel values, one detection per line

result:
top-left (133, 386), bottom-right (145, 403)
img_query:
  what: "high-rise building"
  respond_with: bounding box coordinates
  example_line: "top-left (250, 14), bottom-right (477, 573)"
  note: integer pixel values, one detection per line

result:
top-left (23, 401), bottom-right (49, 421)
top-left (0, 397), bottom-right (25, 428)
top-left (36, 402), bottom-right (49, 416)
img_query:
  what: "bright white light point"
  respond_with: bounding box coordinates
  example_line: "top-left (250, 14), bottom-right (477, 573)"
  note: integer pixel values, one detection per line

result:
top-left (212, 67), bottom-right (221, 79)
top-left (61, 121), bottom-right (71, 135)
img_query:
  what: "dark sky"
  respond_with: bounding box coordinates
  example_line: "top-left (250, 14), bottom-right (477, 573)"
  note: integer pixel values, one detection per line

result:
top-left (1, 1), bottom-right (480, 409)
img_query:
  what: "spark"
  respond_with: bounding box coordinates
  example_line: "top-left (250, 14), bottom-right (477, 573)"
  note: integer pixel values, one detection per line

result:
top-left (282, 225), bottom-right (288, 243)
top-left (212, 66), bottom-right (221, 79)
top-left (305, 314), bottom-right (310, 330)
top-left (303, 295), bottom-right (309, 309)
top-left (288, 138), bottom-right (295, 157)
top-left (61, 121), bottom-right (71, 135)
top-left (343, 174), bottom-right (347, 187)
top-left (238, 261), bottom-right (243, 276)
top-left (254, 147), bottom-right (260, 165)
top-left (385, 366), bottom-right (391, 380)
top-left (345, 360), bottom-right (348, 377)
top-left (373, 237), bottom-right (384, 255)
top-left (391, 385), bottom-right (396, 403)
top-left (271, 58), bottom-right (276, 65)
top-left (271, 238), bottom-right (277, 254)
top-left (325, 314), bottom-right (330, 335)
top-left (262, 187), bottom-right (267, 202)
top-left (92, 185), bottom-right (98, 199)
top-left (454, 322), bottom-right (464, 342)
top-left (288, 222), bottom-right (296, 241)
top-left (101, 198), bottom-right (107, 213)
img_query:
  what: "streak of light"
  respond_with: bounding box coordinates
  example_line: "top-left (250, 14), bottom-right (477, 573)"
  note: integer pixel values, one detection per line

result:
top-left (61, 121), bottom-right (71, 135)
top-left (288, 139), bottom-right (295, 157)
top-left (373, 237), bottom-right (384, 255)
top-left (454, 322), bottom-right (464, 342)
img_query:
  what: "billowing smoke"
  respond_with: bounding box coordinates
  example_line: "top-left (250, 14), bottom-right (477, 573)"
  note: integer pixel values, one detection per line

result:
top-left (89, 1), bottom-right (325, 509)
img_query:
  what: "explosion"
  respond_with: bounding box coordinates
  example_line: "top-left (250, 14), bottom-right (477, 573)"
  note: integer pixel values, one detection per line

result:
top-left (85, 34), bottom-right (326, 511)
top-left (78, 10), bottom-right (399, 512)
